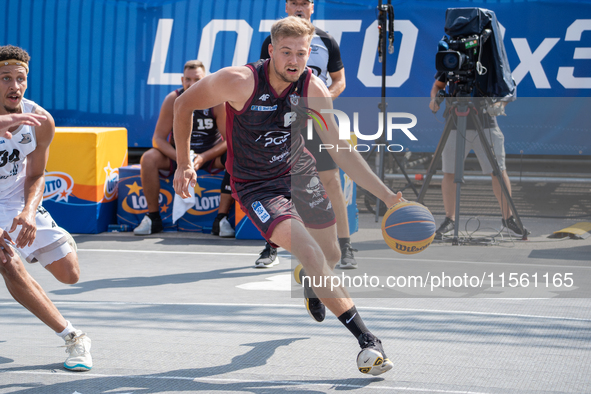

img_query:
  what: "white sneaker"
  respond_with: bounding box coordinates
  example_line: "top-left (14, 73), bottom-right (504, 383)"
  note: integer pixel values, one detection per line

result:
top-left (134, 215), bottom-right (152, 235)
top-left (356, 333), bottom-right (393, 376)
top-left (219, 217), bottom-right (235, 238)
top-left (133, 214), bottom-right (163, 235)
top-left (63, 330), bottom-right (92, 371)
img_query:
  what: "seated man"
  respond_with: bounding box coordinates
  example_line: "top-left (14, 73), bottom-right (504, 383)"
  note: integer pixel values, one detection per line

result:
top-left (134, 60), bottom-right (234, 236)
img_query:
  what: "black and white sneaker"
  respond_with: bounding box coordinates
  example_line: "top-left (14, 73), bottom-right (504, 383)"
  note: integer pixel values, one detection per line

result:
top-left (294, 264), bottom-right (325, 322)
top-left (434, 217), bottom-right (454, 240)
top-left (304, 285), bottom-right (326, 323)
top-left (502, 216), bottom-right (530, 237)
top-left (357, 333), bottom-right (393, 376)
top-left (337, 243), bottom-right (358, 269)
top-left (254, 242), bottom-right (279, 268)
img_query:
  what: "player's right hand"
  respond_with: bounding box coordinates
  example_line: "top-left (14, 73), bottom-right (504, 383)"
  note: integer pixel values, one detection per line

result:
top-left (173, 164), bottom-right (197, 198)
top-left (0, 229), bottom-right (15, 264)
top-left (386, 191), bottom-right (405, 208)
top-left (10, 210), bottom-right (37, 249)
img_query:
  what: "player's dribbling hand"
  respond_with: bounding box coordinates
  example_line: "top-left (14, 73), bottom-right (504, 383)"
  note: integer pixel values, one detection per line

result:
top-left (173, 165), bottom-right (197, 199)
top-left (0, 229), bottom-right (15, 264)
top-left (386, 191), bottom-right (405, 208)
top-left (9, 210), bottom-right (37, 249)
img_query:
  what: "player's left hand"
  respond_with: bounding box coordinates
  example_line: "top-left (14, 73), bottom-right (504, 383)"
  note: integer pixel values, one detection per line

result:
top-left (386, 191), bottom-right (406, 208)
top-left (9, 210), bottom-right (37, 249)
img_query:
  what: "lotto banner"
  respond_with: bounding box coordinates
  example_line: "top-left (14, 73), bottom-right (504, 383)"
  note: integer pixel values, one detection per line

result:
top-left (176, 171), bottom-right (235, 233)
top-left (117, 166), bottom-right (232, 233)
top-left (117, 165), bottom-right (176, 231)
top-left (44, 127), bottom-right (128, 234)
top-left (4, 0), bottom-right (590, 154)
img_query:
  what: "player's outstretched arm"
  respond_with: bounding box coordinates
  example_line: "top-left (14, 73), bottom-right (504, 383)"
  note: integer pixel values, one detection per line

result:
top-left (10, 108), bottom-right (54, 248)
top-left (173, 66), bottom-right (253, 198)
top-left (308, 77), bottom-right (403, 208)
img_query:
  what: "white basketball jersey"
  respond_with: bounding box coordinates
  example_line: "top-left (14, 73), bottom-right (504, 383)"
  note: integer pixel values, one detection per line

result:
top-left (0, 98), bottom-right (38, 201)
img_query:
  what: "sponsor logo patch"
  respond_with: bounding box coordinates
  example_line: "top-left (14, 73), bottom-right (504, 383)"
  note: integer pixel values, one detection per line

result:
top-left (252, 201), bottom-right (271, 223)
top-left (251, 105), bottom-right (277, 112)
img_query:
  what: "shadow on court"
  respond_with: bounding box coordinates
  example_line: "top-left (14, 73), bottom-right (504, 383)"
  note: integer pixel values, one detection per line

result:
top-left (74, 233), bottom-right (261, 248)
top-left (0, 338), bottom-right (385, 393)
top-left (50, 266), bottom-right (293, 295)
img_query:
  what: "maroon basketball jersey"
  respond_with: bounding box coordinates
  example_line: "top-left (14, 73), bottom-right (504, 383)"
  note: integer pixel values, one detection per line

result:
top-left (226, 59), bottom-right (312, 182)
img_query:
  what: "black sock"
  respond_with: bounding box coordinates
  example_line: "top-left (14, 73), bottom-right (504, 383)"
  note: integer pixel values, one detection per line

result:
top-left (147, 211), bottom-right (161, 222)
top-left (215, 212), bottom-right (228, 220)
top-left (338, 306), bottom-right (370, 339)
top-left (338, 237), bottom-right (351, 249)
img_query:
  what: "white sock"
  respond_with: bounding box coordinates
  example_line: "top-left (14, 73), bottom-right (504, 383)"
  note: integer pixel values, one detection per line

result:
top-left (56, 321), bottom-right (76, 338)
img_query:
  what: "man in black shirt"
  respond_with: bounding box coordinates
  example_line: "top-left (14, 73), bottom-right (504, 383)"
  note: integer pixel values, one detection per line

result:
top-left (257, 0), bottom-right (358, 270)
top-left (133, 60), bottom-right (234, 236)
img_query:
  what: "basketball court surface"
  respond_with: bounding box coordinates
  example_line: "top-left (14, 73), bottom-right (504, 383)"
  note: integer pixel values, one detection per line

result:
top-left (1, 209), bottom-right (590, 394)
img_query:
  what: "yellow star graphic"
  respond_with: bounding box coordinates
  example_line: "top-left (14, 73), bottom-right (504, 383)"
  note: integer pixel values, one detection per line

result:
top-left (193, 181), bottom-right (206, 198)
top-left (126, 181), bottom-right (143, 196)
top-left (160, 204), bottom-right (169, 213)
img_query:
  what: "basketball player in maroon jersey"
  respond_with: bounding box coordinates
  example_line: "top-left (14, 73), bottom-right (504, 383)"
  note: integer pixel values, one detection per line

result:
top-left (173, 16), bottom-right (402, 375)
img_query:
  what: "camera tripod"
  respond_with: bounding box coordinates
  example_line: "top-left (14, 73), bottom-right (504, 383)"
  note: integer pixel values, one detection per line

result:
top-left (417, 95), bottom-right (527, 244)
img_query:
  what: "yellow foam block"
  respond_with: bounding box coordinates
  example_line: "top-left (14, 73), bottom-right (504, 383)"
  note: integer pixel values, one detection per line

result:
top-left (553, 222), bottom-right (591, 239)
top-left (46, 127), bottom-right (128, 202)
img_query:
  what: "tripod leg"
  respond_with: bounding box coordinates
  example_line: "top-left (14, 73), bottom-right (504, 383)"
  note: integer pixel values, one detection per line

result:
top-left (417, 115), bottom-right (455, 204)
top-left (452, 102), bottom-right (469, 245)
top-left (472, 113), bottom-right (527, 238)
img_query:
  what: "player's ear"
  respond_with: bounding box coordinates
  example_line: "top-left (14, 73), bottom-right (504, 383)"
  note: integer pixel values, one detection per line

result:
top-left (269, 43), bottom-right (274, 58)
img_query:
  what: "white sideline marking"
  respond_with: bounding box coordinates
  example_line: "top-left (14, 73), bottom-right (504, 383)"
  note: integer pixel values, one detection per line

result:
top-left (78, 248), bottom-right (262, 256)
top-left (77, 249), bottom-right (591, 270)
top-left (2, 300), bottom-right (590, 322)
top-left (0, 370), bottom-right (491, 393)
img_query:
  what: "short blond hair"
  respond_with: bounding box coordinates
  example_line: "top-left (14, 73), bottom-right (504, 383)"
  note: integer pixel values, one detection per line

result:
top-left (270, 16), bottom-right (315, 47)
top-left (184, 60), bottom-right (205, 73)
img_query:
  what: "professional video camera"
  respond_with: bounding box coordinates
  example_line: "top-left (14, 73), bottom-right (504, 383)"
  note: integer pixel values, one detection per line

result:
top-left (434, 8), bottom-right (516, 99)
top-left (435, 30), bottom-right (491, 91)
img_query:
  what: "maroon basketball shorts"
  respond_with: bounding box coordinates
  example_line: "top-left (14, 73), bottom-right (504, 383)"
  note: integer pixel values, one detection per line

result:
top-left (232, 162), bottom-right (336, 246)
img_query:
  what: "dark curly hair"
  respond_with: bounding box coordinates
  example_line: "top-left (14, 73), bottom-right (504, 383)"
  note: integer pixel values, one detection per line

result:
top-left (0, 45), bottom-right (30, 64)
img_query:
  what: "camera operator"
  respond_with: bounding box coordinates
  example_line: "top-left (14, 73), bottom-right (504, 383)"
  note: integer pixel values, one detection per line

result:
top-left (429, 71), bottom-right (528, 239)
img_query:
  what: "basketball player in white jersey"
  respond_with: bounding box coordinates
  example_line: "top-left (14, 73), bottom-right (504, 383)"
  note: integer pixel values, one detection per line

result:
top-left (0, 45), bottom-right (92, 371)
